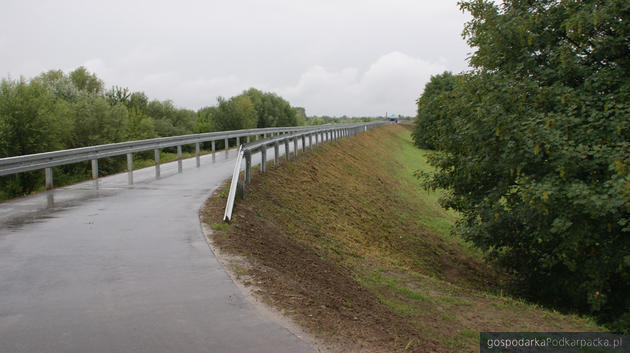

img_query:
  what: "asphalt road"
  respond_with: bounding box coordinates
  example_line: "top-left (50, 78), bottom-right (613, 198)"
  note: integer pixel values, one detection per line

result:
top-left (0, 144), bottom-right (314, 353)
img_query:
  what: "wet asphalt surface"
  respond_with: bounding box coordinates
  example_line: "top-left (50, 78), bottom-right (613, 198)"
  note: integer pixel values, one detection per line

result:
top-left (0, 145), bottom-right (314, 353)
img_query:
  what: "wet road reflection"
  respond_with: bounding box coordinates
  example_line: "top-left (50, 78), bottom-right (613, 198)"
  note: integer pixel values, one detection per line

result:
top-left (0, 149), bottom-right (312, 353)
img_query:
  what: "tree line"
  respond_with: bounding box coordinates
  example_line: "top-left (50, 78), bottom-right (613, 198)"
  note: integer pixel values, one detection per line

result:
top-left (413, 0), bottom-right (628, 331)
top-left (0, 68), bottom-right (303, 199)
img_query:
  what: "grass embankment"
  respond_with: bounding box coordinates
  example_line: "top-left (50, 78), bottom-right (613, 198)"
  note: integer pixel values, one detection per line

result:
top-left (202, 124), bottom-right (600, 352)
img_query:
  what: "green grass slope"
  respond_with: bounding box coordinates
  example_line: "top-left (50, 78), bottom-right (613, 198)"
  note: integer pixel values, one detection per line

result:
top-left (202, 124), bottom-right (600, 352)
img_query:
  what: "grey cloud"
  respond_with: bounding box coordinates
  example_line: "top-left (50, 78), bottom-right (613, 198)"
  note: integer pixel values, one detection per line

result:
top-left (1, 0), bottom-right (471, 116)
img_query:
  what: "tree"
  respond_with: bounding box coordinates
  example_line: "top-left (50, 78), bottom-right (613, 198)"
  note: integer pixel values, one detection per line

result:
top-left (69, 67), bottom-right (103, 95)
top-left (418, 0), bottom-right (630, 331)
top-left (70, 96), bottom-right (129, 147)
top-left (128, 91), bottom-right (148, 112)
top-left (294, 107), bottom-right (307, 126)
top-left (242, 88), bottom-right (297, 128)
top-left (105, 86), bottom-right (130, 107)
top-left (196, 106), bottom-right (215, 133)
top-left (127, 108), bottom-right (156, 141)
top-left (146, 100), bottom-right (195, 137)
top-left (36, 70), bottom-right (83, 102)
top-left (211, 95), bottom-right (257, 132)
top-left (0, 78), bottom-right (72, 195)
top-left (412, 71), bottom-right (458, 150)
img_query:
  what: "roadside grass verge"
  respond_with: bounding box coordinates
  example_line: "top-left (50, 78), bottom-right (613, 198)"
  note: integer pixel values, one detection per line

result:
top-left (201, 124), bottom-right (601, 352)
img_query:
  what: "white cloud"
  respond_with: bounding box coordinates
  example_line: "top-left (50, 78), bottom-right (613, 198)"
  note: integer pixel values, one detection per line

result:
top-left (280, 52), bottom-right (446, 116)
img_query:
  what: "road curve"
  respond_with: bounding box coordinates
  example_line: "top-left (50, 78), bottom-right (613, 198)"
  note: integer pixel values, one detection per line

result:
top-left (0, 146), bottom-right (313, 353)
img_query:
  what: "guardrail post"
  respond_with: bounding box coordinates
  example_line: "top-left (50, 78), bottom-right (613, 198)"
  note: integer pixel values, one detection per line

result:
top-left (293, 137), bottom-right (298, 157)
top-left (245, 150), bottom-right (251, 183)
top-left (261, 146), bottom-right (267, 173)
top-left (274, 141), bottom-right (279, 165)
top-left (212, 140), bottom-right (216, 162)
top-left (224, 137), bottom-right (229, 158)
top-left (236, 136), bottom-right (240, 146)
top-left (195, 142), bottom-right (200, 167)
top-left (302, 135), bottom-right (306, 152)
top-left (284, 140), bottom-right (290, 161)
top-left (247, 135), bottom-right (250, 143)
top-left (45, 167), bottom-right (53, 190)
top-left (46, 191), bottom-right (54, 208)
top-left (154, 149), bottom-right (161, 178)
top-left (309, 134), bottom-right (313, 151)
top-left (91, 159), bottom-right (98, 180)
top-left (177, 145), bottom-right (183, 173)
top-left (127, 153), bottom-right (134, 185)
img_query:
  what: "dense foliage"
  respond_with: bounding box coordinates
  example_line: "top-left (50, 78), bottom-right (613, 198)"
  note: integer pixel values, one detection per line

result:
top-left (242, 88), bottom-right (300, 128)
top-left (411, 72), bottom-right (457, 150)
top-left (413, 0), bottom-right (629, 331)
top-left (0, 68), bottom-right (304, 200)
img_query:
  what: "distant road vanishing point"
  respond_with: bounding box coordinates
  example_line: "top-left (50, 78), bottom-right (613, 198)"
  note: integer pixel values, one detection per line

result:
top-left (0, 147), bottom-right (313, 353)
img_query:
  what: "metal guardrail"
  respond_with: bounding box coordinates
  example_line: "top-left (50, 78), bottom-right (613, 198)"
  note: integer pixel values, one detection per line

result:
top-left (222, 121), bottom-right (389, 222)
top-left (223, 145), bottom-right (244, 222)
top-left (0, 125), bottom-right (342, 190)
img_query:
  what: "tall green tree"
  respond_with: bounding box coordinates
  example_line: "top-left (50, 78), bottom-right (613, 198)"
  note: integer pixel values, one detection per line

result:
top-left (195, 106), bottom-right (216, 133)
top-left (412, 71), bottom-right (458, 150)
top-left (128, 91), bottom-right (149, 112)
top-left (211, 95), bottom-right (257, 131)
top-left (105, 86), bottom-right (131, 107)
top-left (418, 0), bottom-right (629, 330)
top-left (294, 107), bottom-right (306, 126)
top-left (146, 100), bottom-right (195, 137)
top-left (69, 66), bottom-right (103, 95)
top-left (0, 78), bottom-right (72, 195)
top-left (127, 108), bottom-right (156, 140)
top-left (70, 96), bottom-right (129, 146)
top-left (242, 88), bottom-right (297, 127)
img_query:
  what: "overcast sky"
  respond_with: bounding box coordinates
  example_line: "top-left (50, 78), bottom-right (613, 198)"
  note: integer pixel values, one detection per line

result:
top-left (1, 0), bottom-right (474, 116)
